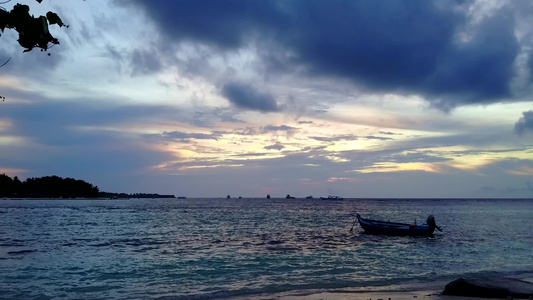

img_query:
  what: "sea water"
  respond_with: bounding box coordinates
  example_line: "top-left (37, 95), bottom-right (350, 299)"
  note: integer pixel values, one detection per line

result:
top-left (0, 198), bottom-right (532, 299)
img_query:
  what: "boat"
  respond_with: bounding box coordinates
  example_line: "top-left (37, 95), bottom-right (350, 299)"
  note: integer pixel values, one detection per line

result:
top-left (306, 195), bottom-right (313, 199)
top-left (320, 195), bottom-right (343, 200)
top-left (353, 214), bottom-right (442, 237)
top-left (285, 194), bottom-right (295, 199)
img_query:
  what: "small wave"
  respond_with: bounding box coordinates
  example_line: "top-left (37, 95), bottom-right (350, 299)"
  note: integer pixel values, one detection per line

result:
top-left (89, 238), bottom-right (168, 248)
top-left (267, 240), bottom-right (284, 245)
top-left (0, 243), bottom-right (26, 247)
top-left (266, 246), bottom-right (301, 251)
top-left (91, 242), bottom-right (113, 247)
top-left (26, 293), bottom-right (54, 300)
top-left (132, 246), bottom-right (160, 253)
top-left (7, 249), bottom-right (38, 255)
top-left (73, 237), bottom-right (96, 242)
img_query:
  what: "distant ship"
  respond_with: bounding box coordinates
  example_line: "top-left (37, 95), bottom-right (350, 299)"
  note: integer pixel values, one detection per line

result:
top-left (306, 195), bottom-right (313, 199)
top-left (177, 196), bottom-right (186, 199)
top-left (286, 194), bottom-right (296, 199)
top-left (266, 194), bottom-right (271, 199)
top-left (320, 195), bottom-right (344, 200)
top-left (227, 195), bottom-right (231, 199)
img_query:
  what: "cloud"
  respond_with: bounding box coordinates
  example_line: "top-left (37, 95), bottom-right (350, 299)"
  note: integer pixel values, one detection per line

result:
top-left (264, 143), bottom-right (284, 151)
top-left (120, 0), bottom-right (282, 50)
top-left (262, 125), bottom-right (295, 132)
top-left (122, 1), bottom-right (526, 109)
top-left (221, 82), bottom-right (281, 112)
top-left (514, 110), bottom-right (533, 135)
top-left (0, 41), bottom-right (65, 80)
top-left (148, 131), bottom-right (222, 143)
top-left (379, 131), bottom-right (401, 136)
top-left (130, 47), bottom-right (163, 76)
top-left (364, 136), bottom-right (394, 141)
top-left (309, 134), bottom-right (358, 142)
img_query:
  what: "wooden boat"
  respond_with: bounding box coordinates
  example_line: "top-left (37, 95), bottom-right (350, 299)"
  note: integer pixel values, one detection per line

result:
top-left (353, 214), bottom-right (442, 236)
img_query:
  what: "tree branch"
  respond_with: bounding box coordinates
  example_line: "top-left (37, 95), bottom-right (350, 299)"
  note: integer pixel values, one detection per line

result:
top-left (0, 57), bottom-right (11, 67)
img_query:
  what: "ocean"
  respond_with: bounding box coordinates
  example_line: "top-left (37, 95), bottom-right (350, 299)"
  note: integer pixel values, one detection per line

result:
top-left (0, 198), bottom-right (532, 299)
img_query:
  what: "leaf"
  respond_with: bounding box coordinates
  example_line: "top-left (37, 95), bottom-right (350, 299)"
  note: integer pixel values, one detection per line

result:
top-left (12, 4), bottom-right (30, 15)
top-left (46, 11), bottom-right (64, 27)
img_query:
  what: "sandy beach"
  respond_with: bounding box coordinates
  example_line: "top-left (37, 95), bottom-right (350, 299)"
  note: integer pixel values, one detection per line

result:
top-left (244, 274), bottom-right (533, 300)
top-left (259, 289), bottom-right (441, 300)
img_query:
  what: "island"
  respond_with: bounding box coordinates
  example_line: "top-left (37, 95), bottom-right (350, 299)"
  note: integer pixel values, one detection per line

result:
top-left (0, 174), bottom-right (175, 199)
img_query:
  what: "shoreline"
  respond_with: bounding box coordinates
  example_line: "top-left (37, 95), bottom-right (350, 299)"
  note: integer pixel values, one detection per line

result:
top-left (260, 289), bottom-right (440, 300)
top-left (241, 273), bottom-right (533, 300)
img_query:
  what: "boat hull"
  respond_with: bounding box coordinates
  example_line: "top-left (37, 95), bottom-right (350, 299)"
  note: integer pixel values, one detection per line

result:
top-left (356, 214), bottom-right (436, 237)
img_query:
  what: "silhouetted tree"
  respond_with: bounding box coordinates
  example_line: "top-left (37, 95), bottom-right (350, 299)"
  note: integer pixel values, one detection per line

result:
top-left (1, 174), bottom-right (174, 199)
top-left (12, 175), bottom-right (22, 196)
top-left (0, 174), bottom-right (99, 198)
top-left (0, 173), bottom-right (14, 197)
top-left (0, 0), bottom-right (67, 53)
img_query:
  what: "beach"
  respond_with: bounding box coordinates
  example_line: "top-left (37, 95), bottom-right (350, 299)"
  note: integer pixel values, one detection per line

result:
top-left (250, 273), bottom-right (533, 300)
top-left (269, 290), bottom-right (440, 300)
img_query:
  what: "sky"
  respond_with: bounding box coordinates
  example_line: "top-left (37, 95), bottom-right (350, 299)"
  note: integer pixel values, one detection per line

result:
top-left (0, 0), bottom-right (532, 198)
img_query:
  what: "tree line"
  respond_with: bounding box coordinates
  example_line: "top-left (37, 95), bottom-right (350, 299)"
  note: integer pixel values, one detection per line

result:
top-left (0, 174), bottom-right (99, 198)
top-left (0, 174), bottom-right (176, 199)
top-left (98, 192), bottom-right (175, 199)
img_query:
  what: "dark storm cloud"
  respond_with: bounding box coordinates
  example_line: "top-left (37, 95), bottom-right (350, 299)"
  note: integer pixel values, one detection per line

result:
top-left (221, 82), bottom-right (281, 112)
top-left (123, 0), bottom-right (525, 108)
top-left (514, 110), bottom-right (533, 135)
top-left (424, 10), bottom-right (519, 110)
top-left (120, 0), bottom-right (284, 50)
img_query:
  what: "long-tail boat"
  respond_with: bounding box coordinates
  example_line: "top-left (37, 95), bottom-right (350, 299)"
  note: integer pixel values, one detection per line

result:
top-left (353, 214), bottom-right (442, 237)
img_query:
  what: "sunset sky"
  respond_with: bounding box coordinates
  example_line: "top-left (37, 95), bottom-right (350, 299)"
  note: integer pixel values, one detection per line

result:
top-left (0, 0), bottom-right (532, 198)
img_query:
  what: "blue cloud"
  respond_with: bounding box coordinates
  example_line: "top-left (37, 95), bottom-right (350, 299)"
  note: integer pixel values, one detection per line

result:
top-left (514, 110), bottom-right (533, 135)
top-left (221, 82), bottom-right (280, 112)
